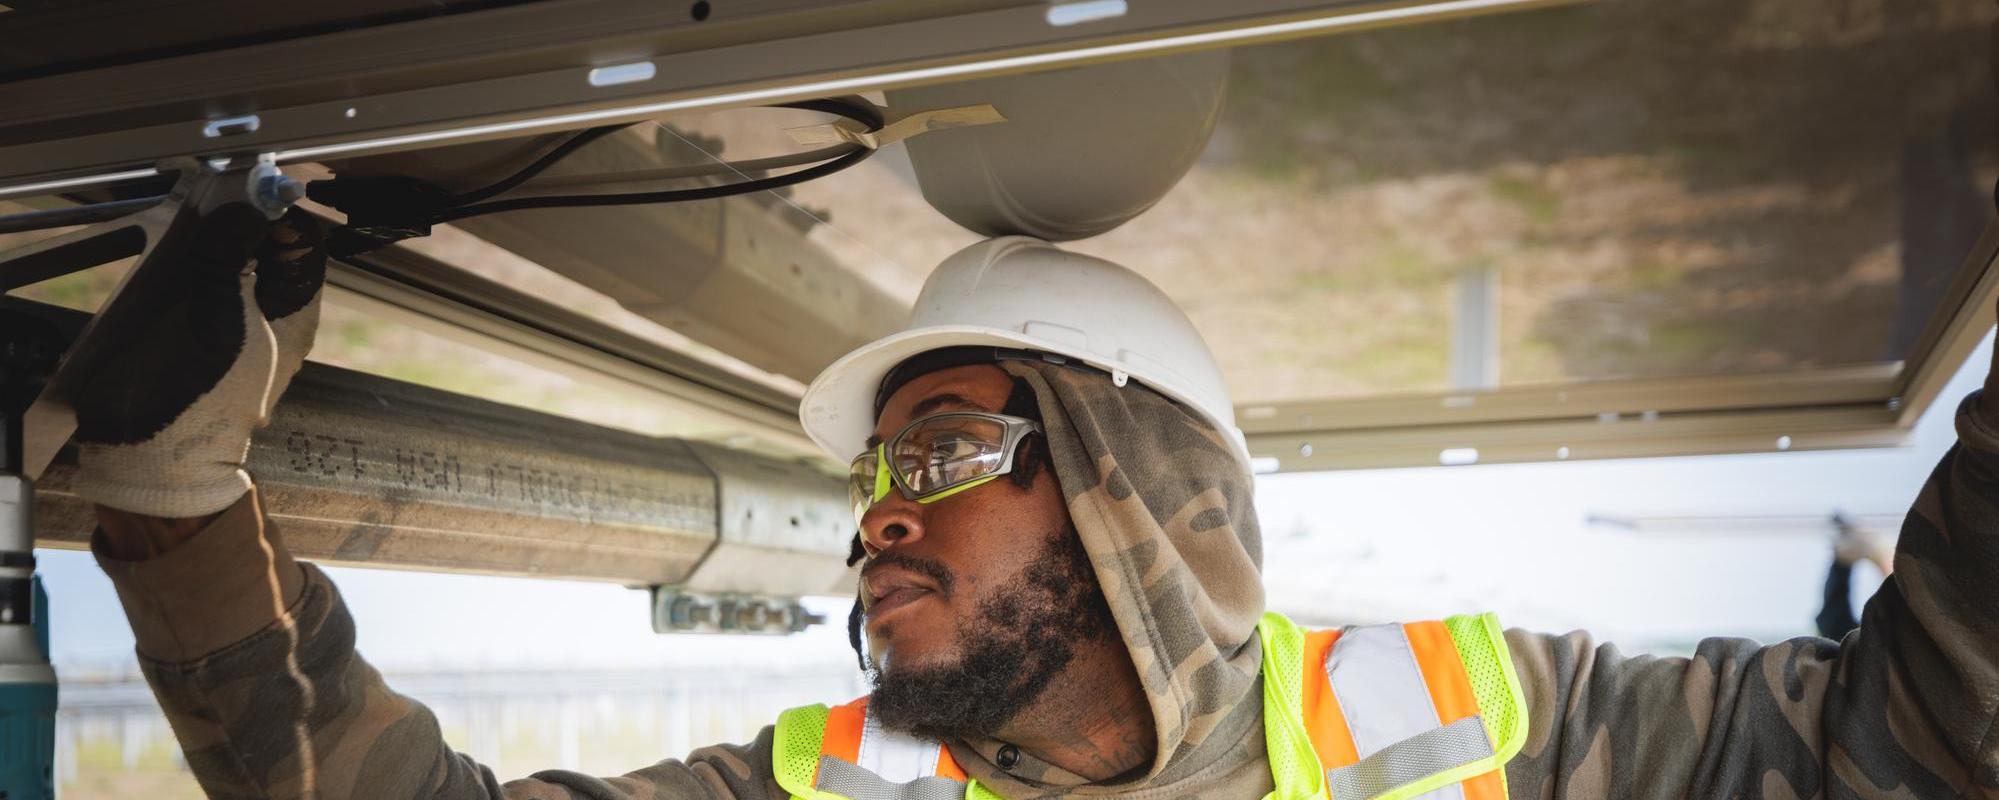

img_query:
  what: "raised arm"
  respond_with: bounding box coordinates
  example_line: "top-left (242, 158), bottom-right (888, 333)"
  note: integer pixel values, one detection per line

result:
top-left (95, 492), bottom-right (780, 799)
top-left (76, 205), bottom-right (781, 799)
top-left (1500, 359), bottom-right (1999, 798)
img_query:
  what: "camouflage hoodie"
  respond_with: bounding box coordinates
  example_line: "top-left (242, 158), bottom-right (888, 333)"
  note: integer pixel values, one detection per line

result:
top-left (96, 367), bottom-right (1999, 799)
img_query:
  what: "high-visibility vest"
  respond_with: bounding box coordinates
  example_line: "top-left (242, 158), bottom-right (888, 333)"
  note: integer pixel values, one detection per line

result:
top-left (774, 611), bottom-right (1529, 800)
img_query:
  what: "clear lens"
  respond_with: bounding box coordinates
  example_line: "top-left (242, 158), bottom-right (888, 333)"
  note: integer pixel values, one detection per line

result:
top-left (891, 415), bottom-right (1009, 495)
top-left (851, 414), bottom-right (1025, 524)
top-left (848, 450), bottom-right (879, 522)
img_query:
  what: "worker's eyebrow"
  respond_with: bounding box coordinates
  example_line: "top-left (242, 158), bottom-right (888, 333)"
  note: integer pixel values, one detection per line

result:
top-left (865, 392), bottom-right (987, 449)
top-left (911, 392), bottom-right (985, 419)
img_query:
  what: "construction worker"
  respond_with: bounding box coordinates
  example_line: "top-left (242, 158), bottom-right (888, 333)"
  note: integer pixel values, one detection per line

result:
top-left (74, 197), bottom-right (1999, 797)
top-left (1815, 513), bottom-right (1896, 641)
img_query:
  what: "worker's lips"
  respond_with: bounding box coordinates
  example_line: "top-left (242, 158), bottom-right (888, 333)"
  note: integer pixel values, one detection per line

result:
top-left (862, 568), bottom-right (940, 624)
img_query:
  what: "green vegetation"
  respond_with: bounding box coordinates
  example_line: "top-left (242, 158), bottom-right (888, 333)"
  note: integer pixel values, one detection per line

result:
top-left (12, 265), bottom-right (119, 311)
top-left (1344, 327), bottom-right (1451, 389)
top-left (63, 735), bottom-right (206, 800)
top-left (1647, 321), bottom-right (1738, 362)
top-left (1621, 261), bottom-right (1686, 293)
top-left (1488, 175), bottom-right (1563, 225)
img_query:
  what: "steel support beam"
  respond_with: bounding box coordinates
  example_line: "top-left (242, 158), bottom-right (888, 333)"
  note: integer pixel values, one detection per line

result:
top-left (31, 359), bottom-right (856, 593)
top-left (330, 127), bottom-right (908, 384)
top-left (327, 242), bottom-right (822, 460)
top-left (1237, 364), bottom-right (1902, 437)
top-left (1249, 403), bottom-right (1906, 472)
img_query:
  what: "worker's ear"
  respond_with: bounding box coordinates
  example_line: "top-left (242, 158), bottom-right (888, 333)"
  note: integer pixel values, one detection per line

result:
top-left (1008, 433), bottom-right (1047, 491)
top-left (1002, 376), bottom-right (1049, 490)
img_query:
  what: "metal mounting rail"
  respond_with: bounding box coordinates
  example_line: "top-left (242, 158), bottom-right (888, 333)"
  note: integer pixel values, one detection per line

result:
top-left (0, 0), bottom-right (1585, 195)
top-left (1238, 218), bottom-right (1999, 473)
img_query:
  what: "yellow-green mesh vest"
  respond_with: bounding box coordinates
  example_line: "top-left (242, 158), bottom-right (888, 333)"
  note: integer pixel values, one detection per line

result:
top-left (774, 611), bottom-right (1528, 800)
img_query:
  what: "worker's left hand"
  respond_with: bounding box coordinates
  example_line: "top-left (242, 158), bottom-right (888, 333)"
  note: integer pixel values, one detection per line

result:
top-left (70, 205), bottom-right (324, 521)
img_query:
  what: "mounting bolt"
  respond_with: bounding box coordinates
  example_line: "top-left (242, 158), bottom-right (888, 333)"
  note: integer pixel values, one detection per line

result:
top-left (789, 603), bottom-right (827, 633)
top-left (737, 601), bottom-right (771, 630)
top-left (238, 154), bottom-right (305, 220)
top-left (668, 593), bottom-right (714, 629)
top-left (257, 173), bottom-right (306, 211)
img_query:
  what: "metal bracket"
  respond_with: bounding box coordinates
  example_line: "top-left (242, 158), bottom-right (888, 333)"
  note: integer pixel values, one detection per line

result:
top-left (0, 156), bottom-right (304, 479)
top-left (649, 587), bottom-right (827, 635)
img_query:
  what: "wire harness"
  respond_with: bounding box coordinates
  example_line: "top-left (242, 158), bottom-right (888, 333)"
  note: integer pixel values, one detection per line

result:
top-left (306, 97), bottom-right (884, 257)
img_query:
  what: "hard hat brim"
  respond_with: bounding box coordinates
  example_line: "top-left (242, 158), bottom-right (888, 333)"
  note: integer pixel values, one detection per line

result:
top-left (800, 324), bottom-right (1254, 476)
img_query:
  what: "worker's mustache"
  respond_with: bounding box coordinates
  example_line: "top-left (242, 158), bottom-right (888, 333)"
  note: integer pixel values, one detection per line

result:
top-left (861, 550), bottom-right (957, 600)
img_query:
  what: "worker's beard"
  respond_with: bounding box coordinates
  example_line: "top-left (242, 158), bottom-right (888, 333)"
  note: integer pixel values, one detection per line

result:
top-left (867, 522), bottom-right (1119, 742)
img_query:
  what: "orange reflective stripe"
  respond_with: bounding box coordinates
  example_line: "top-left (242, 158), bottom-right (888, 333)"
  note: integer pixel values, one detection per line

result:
top-left (1406, 620), bottom-right (1503, 800)
top-left (935, 744), bottom-right (967, 782)
top-left (1461, 769), bottom-right (1506, 800)
top-left (821, 696), bottom-right (868, 769)
top-left (1300, 628), bottom-right (1360, 770)
top-left (1404, 621), bottom-right (1481, 730)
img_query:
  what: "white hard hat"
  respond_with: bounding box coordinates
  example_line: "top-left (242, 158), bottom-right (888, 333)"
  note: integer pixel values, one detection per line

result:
top-left (887, 49), bottom-right (1230, 241)
top-left (800, 236), bottom-right (1251, 477)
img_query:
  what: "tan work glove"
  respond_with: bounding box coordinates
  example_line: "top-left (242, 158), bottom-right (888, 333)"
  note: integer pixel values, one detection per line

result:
top-left (70, 205), bottom-right (324, 518)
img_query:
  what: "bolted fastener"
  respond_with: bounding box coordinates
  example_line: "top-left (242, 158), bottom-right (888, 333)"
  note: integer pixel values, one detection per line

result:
top-left (650, 587), bottom-right (825, 634)
top-left (786, 602), bottom-right (828, 633)
top-left (666, 593), bottom-right (715, 629)
top-left (237, 155), bottom-right (306, 220)
top-left (735, 600), bottom-right (771, 630)
top-left (257, 173), bottom-right (307, 213)
top-left (257, 172), bottom-right (307, 216)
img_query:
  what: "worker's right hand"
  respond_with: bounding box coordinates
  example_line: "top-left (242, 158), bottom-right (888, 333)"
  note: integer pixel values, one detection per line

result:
top-left (71, 204), bottom-right (325, 522)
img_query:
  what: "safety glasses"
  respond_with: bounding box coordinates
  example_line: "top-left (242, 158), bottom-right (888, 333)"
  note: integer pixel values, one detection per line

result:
top-left (848, 411), bottom-right (1043, 524)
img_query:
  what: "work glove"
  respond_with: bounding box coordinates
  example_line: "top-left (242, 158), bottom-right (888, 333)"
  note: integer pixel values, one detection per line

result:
top-left (70, 205), bottom-right (325, 518)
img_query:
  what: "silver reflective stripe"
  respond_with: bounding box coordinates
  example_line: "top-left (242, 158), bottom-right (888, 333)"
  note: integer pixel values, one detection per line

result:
top-left (1326, 716), bottom-right (1495, 800)
top-left (1325, 624), bottom-right (1444, 758)
top-left (859, 705), bottom-right (942, 782)
top-left (816, 756), bottom-right (966, 800)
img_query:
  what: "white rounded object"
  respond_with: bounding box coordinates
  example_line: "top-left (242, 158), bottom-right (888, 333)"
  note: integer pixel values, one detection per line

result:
top-left (801, 236), bottom-right (1249, 476)
top-left (888, 49), bottom-right (1230, 241)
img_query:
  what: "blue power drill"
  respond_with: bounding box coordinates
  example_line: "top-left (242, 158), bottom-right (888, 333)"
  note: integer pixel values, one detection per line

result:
top-left (0, 566), bottom-right (54, 799)
top-left (0, 360), bottom-right (56, 798)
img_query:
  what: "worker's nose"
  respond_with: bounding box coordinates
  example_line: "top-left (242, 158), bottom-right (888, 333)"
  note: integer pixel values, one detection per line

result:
top-left (860, 491), bottom-right (926, 557)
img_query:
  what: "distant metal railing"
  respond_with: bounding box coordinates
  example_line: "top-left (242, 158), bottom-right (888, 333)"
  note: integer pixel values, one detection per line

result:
top-left (59, 666), bottom-right (869, 788)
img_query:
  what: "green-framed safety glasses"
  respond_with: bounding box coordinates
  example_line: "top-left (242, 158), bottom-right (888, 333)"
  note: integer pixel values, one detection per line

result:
top-left (848, 411), bottom-right (1043, 524)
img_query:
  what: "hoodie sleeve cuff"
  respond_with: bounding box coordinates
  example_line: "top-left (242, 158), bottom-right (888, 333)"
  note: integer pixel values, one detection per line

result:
top-left (91, 487), bottom-right (307, 664)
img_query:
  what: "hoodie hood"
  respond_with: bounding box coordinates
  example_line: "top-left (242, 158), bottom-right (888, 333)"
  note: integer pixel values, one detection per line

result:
top-left (947, 360), bottom-right (1267, 794)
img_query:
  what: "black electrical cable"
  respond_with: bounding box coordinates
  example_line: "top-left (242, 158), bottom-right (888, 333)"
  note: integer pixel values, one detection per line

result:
top-left (431, 142), bottom-right (871, 223)
top-left (447, 123), bottom-right (628, 207)
top-left (425, 98), bottom-right (883, 225)
top-left (519, 143), bottom-right (859, 193)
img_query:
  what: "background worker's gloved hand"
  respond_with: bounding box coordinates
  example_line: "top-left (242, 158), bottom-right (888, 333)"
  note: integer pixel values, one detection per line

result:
top-left (1830, 511), bottom-right (1895, 574)
top-left (71, 205), bottom-right (325, 519)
